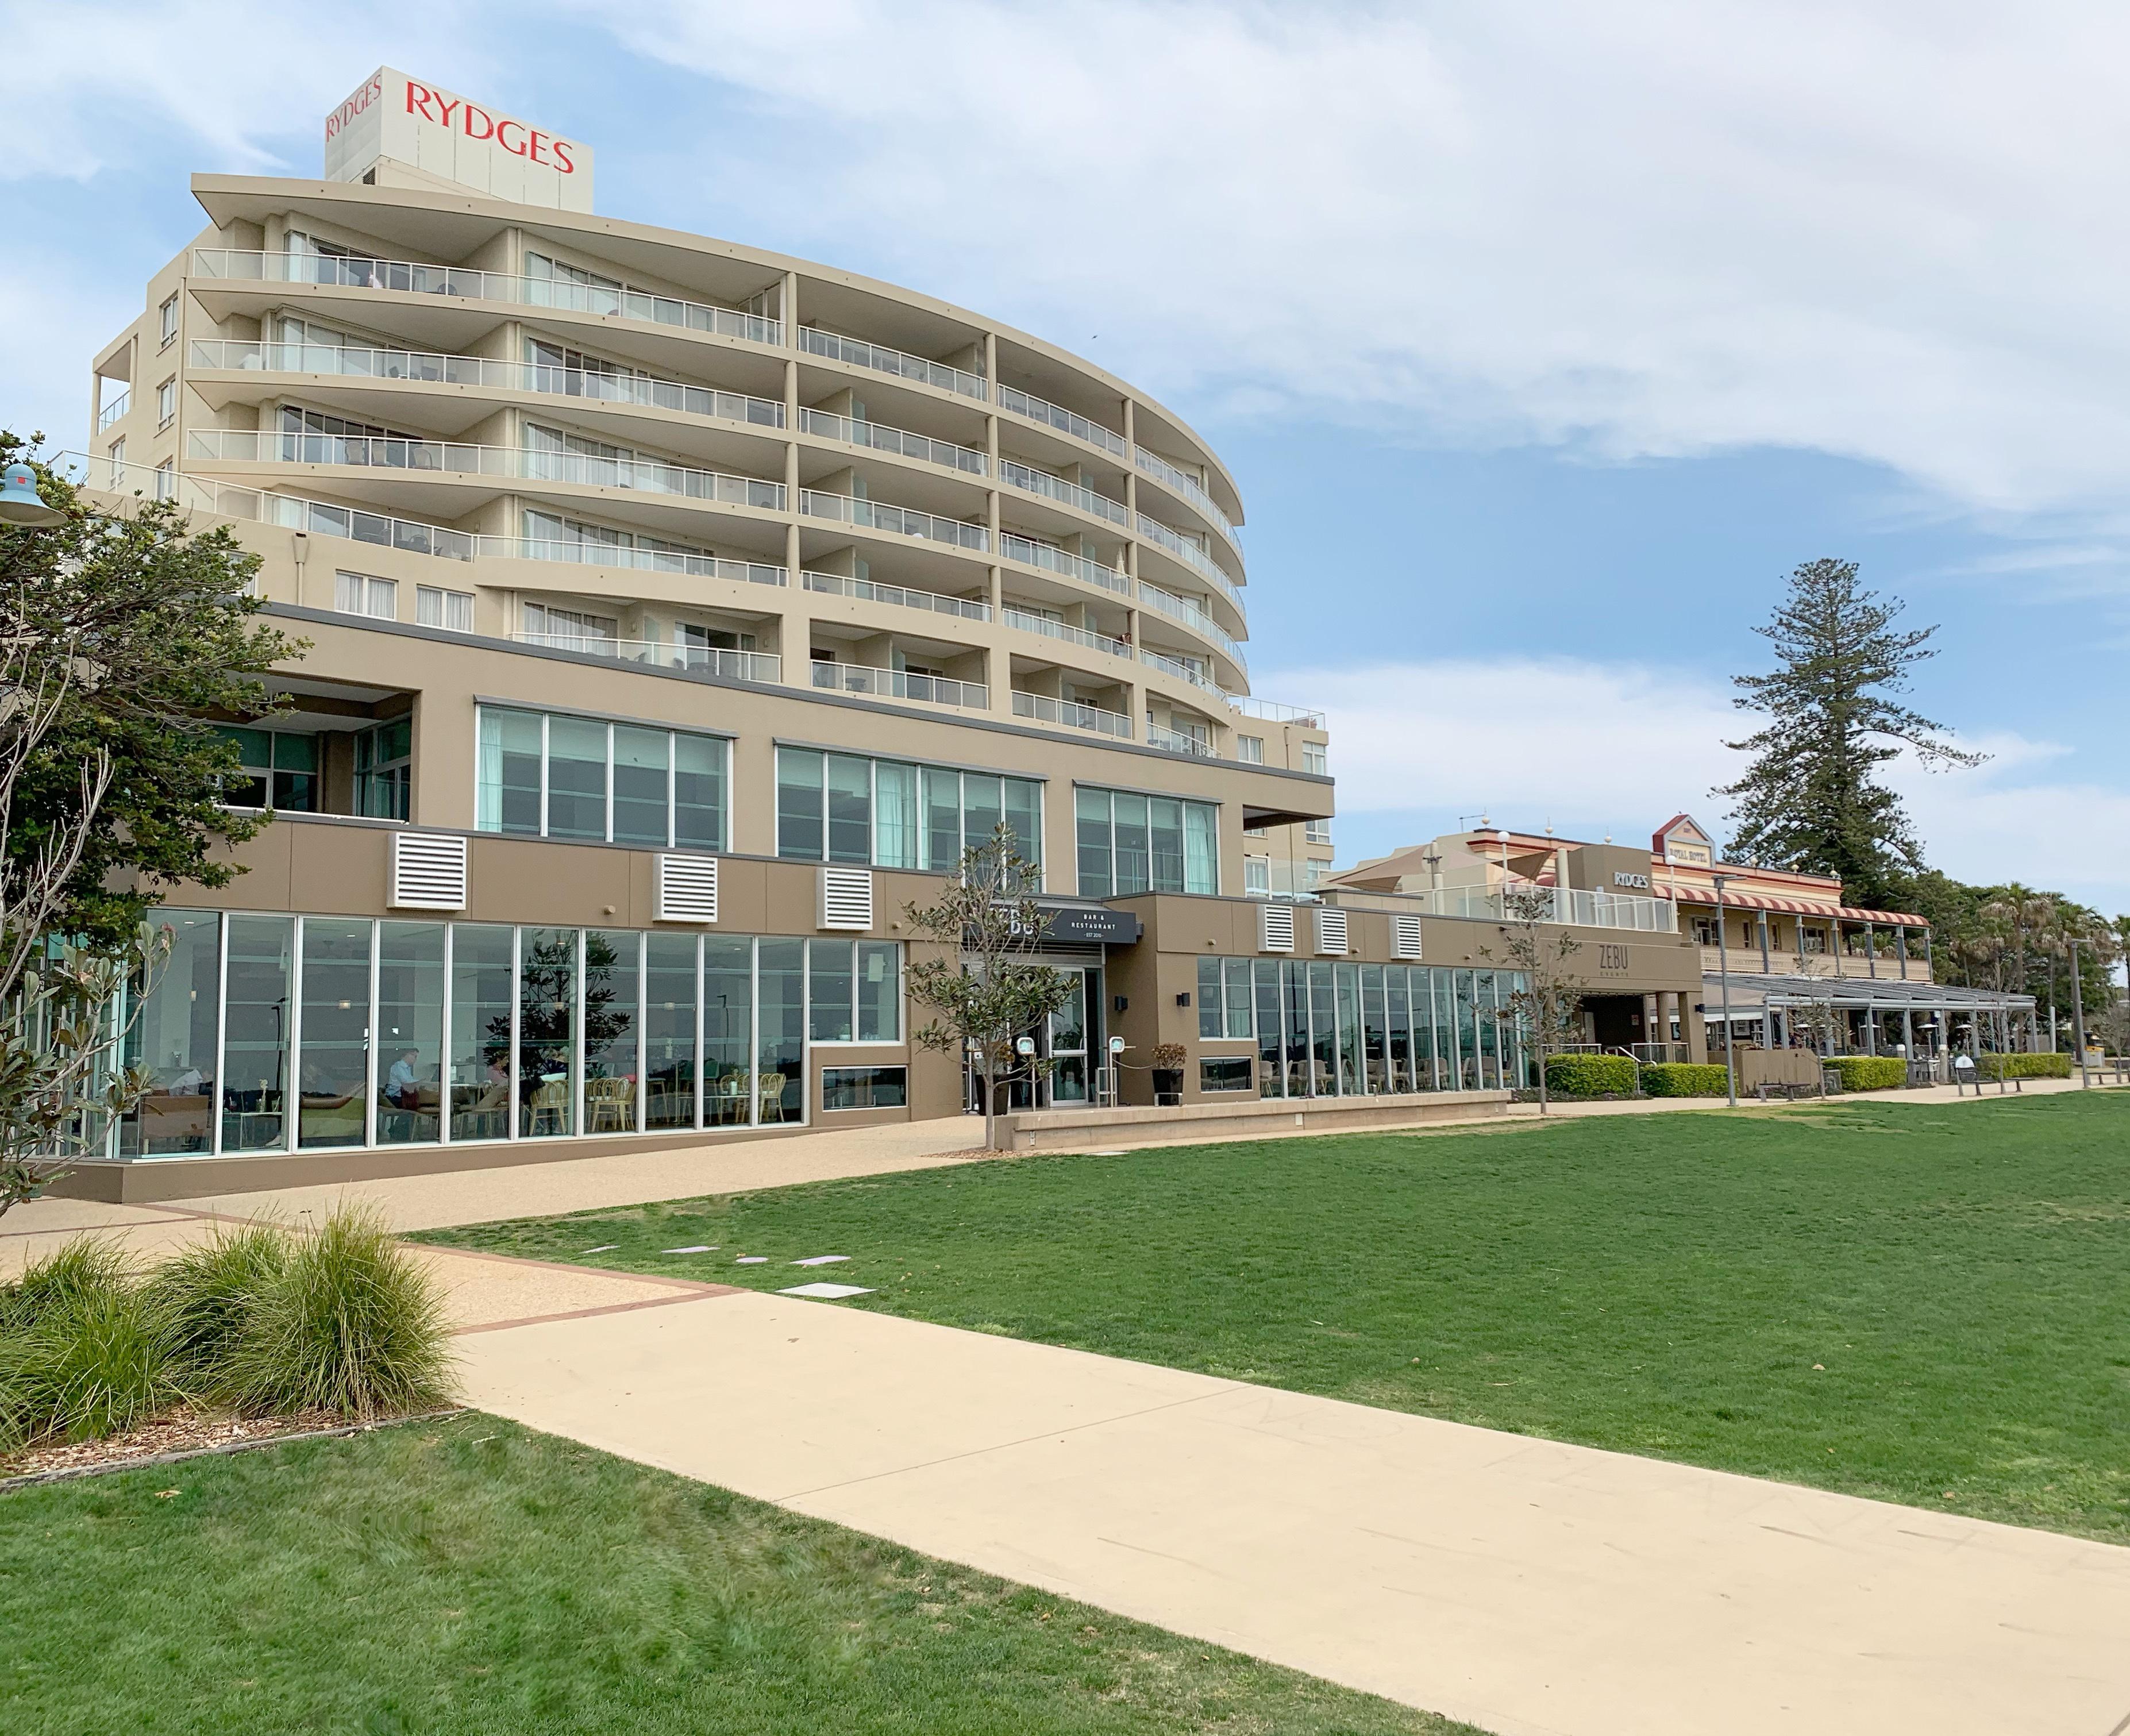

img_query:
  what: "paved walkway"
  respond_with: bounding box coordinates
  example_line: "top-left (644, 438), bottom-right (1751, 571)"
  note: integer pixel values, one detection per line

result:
top-left (461, 1288), bottom-right (2130, 1736)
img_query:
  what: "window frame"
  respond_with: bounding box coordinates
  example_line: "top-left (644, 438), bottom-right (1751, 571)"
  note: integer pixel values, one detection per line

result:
top-left (775, 745), bottom-right (1043, 877)
top-left (475, 705), bottom-right (730, 851)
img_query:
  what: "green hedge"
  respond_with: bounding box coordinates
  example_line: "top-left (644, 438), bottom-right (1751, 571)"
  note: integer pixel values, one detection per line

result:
top-left (1544, 1053), bottom-right (1638, 1096)
top-left (1641, 1062), bottom-right (1732, 1098)
top-left (1979, 1052), bottom-right (2072, 1080)
top-left (1829, 1055), bottom-right (1906, 1092)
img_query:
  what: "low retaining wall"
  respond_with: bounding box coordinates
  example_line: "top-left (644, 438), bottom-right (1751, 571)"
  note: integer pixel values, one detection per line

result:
top-left (1000, 1091), bottom-right (1513, 1152)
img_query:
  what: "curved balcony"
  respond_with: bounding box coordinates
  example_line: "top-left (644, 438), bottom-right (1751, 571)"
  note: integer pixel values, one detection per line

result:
top-left (996, 384), bottom-right (1127, 457)
top-left (999, 457), bottom-right (1126, 526)
top-left (1134, 445), bottom-right (1242, 556)
top-left (1002, 606), bottom-right (1131, 661)
top-left (798, 327), bottom-right (985, 400)
top-left (188, 339), bottom-right (786, 430)
top-left (1139, 645), bottom-right (1223, 698)
top-left (1137, 513), bottom-right (1246, 617)
top-left (811, 661), bottom-right (987, 710)
top-left (797, 409), bottom-right (985, 475)
top-left (188, 429), bottom-right (787, 511)
top-left (515, 633), bottom-right (781, 684)
top-left (191, 249), bottom-right (781, 345)
top-left (1138, 583), bottom-right (1249, 678)
top-left (1147, 724), bottom-right (1225, 760)
top-left (798, 488), bottom-right (988, 553)
top-left (999, 533), bottom-right (1131, 596)
top-left (802, 569), bottom-right (989, 623)
top-left (1012, 691), bottom-right (1132, 738)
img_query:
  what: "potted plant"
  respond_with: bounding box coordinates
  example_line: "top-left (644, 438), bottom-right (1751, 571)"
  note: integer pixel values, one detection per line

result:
top-left (1150, 1042), bottom-right (1187, 1106)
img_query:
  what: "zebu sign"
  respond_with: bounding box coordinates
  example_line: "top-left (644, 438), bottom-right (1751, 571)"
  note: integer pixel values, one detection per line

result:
top-left (325, 68), bottom-right (594, 213)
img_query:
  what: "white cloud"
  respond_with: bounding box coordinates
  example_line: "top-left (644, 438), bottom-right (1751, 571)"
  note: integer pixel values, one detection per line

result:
top-left (1273, 655), bottom-right (2130, 906)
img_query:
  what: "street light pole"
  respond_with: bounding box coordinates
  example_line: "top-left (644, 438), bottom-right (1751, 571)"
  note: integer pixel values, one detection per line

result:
top-left (1713, 872), bottom-right (1737, 1108)
top-left (2069, 936), bottom-right (2090, 1090)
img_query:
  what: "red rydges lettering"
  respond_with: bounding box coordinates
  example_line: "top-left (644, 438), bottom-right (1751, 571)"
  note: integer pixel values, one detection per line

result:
top-left (401, 80), bottom-right (578, 175)
top-left (324, 74), bottom-right (384, 144)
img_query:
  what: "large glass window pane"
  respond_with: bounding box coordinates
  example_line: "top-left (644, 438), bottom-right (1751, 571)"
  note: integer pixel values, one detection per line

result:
top-left (857, 942), bottom-right (900, 1043)
top-left (1149, 798), bottom-right (1184, 892)
top-left (298, 918), bottom-right (372, 1149)
top-left (584, 931), bottom-right (640, 1135)
top-left (1476, 970), bottom-right (1501, 1091)
top-left (1306, 961), bottom-right (1335, 1098)
top-left (222, 915), bottom-right (293, 1152)
top-left (673, 733), bottom-right (726, 850)
top-left (1254, 959), bottom-right (1284, 1098)
top-left (449, 925), bottom-right (514, 1140)
top-left (271, 733), bottom-right (319, 813)
top-left (119, 910), bottom-right (219, 1156)
top-left (961, 774), bottom-right (1002, 853)
top-left (875, 762), bottom-right (918, 869)
top-left (1335, 964), bottom-right (1362, 1095)
top-left (777, 748), bottom-right (825, 860)
top-left (923, 767), bottom-right (962, 871)
top-left (1184, 803), bottom-right (1218, 895)
top-left (1197, 956), bottom-right (1223, 1040)
top-left (376, 922), bottom-right (444, 1145)
top-left (612, 727), bottom-right (670, 847)
top-left (645, 933), bottom-right (699, 1131)
top-left (1113, 793), bottom-right (1150, 894)
top-left (703, 936), bottom-right (753, 1125)
top-left (1074, 787), bottom-right (1111, 895)
top-left (1224, 958), bottom-right (1254, 1042)
top-left (1386, 968), bottom-right (1412, 1094)
top-left (1455, 969), bottom-right (1480, 1090)
top-left (477, 708), bottom-right (542, 835)
top-left (756, 938), bottom-right (804, 1123)
top-left (546, 718), bottom-right (608, 841)
top-left (1359, 965), bottom-right (1388, 1096)
top-left (518, 927), bottom-right (579, 1137)
top-left (1004, 779), bottom-right (1042, 878)
top-left (826, 755), bottom-right (872, 865)
top-left (1283, 960), bottom-right (1309, 1099)
top-left (808, 938), bottom-right (855, 1042)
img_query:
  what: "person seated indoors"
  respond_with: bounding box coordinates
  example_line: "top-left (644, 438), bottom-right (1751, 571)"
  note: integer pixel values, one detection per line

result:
top-left (385, 1048), bottom-right (423, 1111)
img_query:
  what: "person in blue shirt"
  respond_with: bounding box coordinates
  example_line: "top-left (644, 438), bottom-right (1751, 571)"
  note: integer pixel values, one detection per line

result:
top-left (387, 1049), bottom-right (422, 1110)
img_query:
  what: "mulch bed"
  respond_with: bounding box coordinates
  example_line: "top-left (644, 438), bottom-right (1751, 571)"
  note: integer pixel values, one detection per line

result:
top-left (2, 1407), bottom-right (464, 1489)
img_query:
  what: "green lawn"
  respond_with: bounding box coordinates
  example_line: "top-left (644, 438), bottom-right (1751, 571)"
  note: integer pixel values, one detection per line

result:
top-left (0, 1415), bottom-right (1475, 1735)
top-left (424, 1094), bottom-right (2130, 1542)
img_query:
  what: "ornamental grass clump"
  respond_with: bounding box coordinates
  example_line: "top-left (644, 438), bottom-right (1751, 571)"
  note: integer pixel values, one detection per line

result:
top-left (0, 1238), bottom-right (182, 1448)
top-left (143, 1222), bottom-right (289, 1392)
top-left (224, 1205), bottom-right (453, 1421)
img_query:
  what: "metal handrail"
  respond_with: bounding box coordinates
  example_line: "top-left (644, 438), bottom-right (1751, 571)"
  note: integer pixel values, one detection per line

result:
top-left (999, 533), bottom-right (1131, 595)
top-left (1002, 606), bottom-right (1130, 657)
top-left (999, 457), bottom-right (1126, 524)
top-left (995, 384), bottom-right (1126, 455)
top-left (515, 635), bottom-right (781, 683)
top-left (797, 408), bottom-right (985, 474)
top-left (1011, 690), bottom-right (1132, 737)
top-left (798, 326), bottom-right (986, 399)
top-left (1136, 512), bottom-right (1246, 615)
top-left (1133, 444), bottom-right (1241, 551)
top-left (803, 569), bottom-right (990, 621)
top-left (811, 661), bottom-right (988, 709)
top-left (798, 489), bottom-right (988, 551)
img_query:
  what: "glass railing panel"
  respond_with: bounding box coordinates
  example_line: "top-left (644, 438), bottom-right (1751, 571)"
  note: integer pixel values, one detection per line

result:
top-left (1138, 646), bottom-right (1223, 695)
top-left (1225, 694), bottom-right (1325, 727)
top-left (995, 384), bottom-right (1126, 456)
top-left (1147, 725), bottom-right (1222, 759)
top-left (1133, 445), bottom-right (1242, 550)
top-left (1010, 690), bottom-right (1132, 737)
top-left (798, 328), bottom-right (986, 399)
top-left (998, 457), bottom-right (1126, 524)
top-left (802, 571), bottom-right (989, 621)
top-left (798, 490), bottom-right (988, 551)
top-left (798, 409), bottom-right (984, 474)
top-left (998, 533), bottom-right (1131, 594)
top-left (1136, 512), bottom-right (1245, 613)
top-left (96, 392), bottom-right (130, 430)
top-left (1137, 584), bottom-right (1249, 675)
top-left (515, 635), bottom-right (781, 683)
top-left (1000, 606), bottom-right (1130, 658)
top-left (810, 661), bottom-right (988, 709)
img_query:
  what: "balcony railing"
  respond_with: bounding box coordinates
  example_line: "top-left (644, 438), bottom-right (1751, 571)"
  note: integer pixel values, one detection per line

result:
top-left (1147, 724), bottom-right (1221, 759)
top-left (1139, 645), bottom-right (1222, 696)
top-left (503, 541), bottom-right (785, 585)
top-left (1011, 690), bottom-right (1133, 738)
top-left (1137, 511), bottom-right (1245, 613)
top-left (811, 661), bottom-right (988, 709)
top-left (798, 327), bottom-right (985, 399)
top-left (1330, 883), bottom-right (1678, 933)
top-left (799, 489), bottom-right (988, 551)
top-left (97, 391), bottom-right (130, 430)
top-left (803, 569), bottom-right (990, 622)
top-left (1134, 445), bottom-right (1241, 551)
top-left (190, 249), bottom-right (782, 345)
top-left (515, 633), bottom-right (781, 683)
top-left (996, 384), bottom-right (1126, 456)
top-left (1226, 694), bottom-right (1326, 728)
top-left (999, 457), bottom-right (1126, 525)
top-left (798, 408), bottom-right (985, 474)
top-left (1002, 606), bottom-right (1130, 658)
top-left (187, 430), bottom-right (788, 510)
top-left (189, 339), bottom-right (786, 429)
top-left (1137, 583), bottom-right (1249, 674)
top-left (999, 532), bottom-right (1131, 595)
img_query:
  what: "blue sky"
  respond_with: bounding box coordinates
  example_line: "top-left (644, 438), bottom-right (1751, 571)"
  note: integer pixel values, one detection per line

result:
top-left (9, 2), bottom-right (2130, 911)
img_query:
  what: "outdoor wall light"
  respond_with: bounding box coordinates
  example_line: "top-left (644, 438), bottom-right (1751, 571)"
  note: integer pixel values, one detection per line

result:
top-left (1176, 992), bottom-right (1191, 1007)
top-left (1113, 995), bottom-right (1129, 1013)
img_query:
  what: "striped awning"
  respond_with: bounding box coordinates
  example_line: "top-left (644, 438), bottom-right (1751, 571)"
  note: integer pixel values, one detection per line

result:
top-left (1654, 884), bottom-right (1930, 927)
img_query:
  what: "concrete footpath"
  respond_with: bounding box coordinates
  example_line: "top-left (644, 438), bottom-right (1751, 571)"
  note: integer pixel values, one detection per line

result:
top-left (460, 1288), bottom-right (2130, 1736)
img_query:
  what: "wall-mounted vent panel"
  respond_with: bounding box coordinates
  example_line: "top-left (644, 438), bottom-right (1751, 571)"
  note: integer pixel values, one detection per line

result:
top-left (1258, 903), bottom-right (1296, 954)
top-left (656, 853), bottom-right (719, 923)
top-left (1314, 907), bottom-right (1349, 956)
top-left (390, 833), bottom-right (468, 911)
top-left (1392, 913), bottom-right (1424, 960)
top-left (819, 867), bottom-right (875, 931)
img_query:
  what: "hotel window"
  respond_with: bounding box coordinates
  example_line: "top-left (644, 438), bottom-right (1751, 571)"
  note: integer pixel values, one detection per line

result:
top-left (1303, 744), bottom-right (1329, 777)
top-left (1692, 916), bottom-right (1720, 946)
top-left (156, 379), bottom-right (176, 429)
top-left (476, 706), bottom-right (728, 850)
top-left (153, 460), bottom-right (174, 500)
top-left (526, 251), bottom-right (624, 307)
top-left (158, 294), bottom-right (178, 347)
top-left (521, 601), bottom-right (617, 649)
top-left (1304, 859), bottom-right (1326, 890)
top-left (416, 585), bottom-right (473, 632)
top-left (1198, 956), bottom-right (1257, 1040)
top-left (821, 1065), bottom-right (908, 1111)
top-left (335, 572), bottom-right (398, 621)
top-left (1800, 926), bottom-right (1827, 954)
top-left (355, 717), bottom-right (413, 820)
top-left (806, 939), bottom-right (903, 1044)
top-left (1305, 820), bottom-right (1332, 846)
top-left (106, 438), bottom-right (125, 470)
top-left (775, 748), bottom-right (1041, 876)
top-left (1245, 855), bottom-right (1270, 895)
top-left (217, 727), bottom-right (318, 813)
top-left (1237, 735), bottom-right (1264, 764)
top-left (1073, 786), bottom-right (1217, 897)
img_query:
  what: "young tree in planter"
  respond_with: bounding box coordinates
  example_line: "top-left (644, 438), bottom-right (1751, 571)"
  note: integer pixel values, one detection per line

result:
top-left (0, 437), bottom-right (297, 1214)
top-left (1481, 883), bottom-right (1585, 1114)
top-left (1718, 558), bottom-right (1982, 910)
top-left (903, 823), bottom-right (1076, 1152)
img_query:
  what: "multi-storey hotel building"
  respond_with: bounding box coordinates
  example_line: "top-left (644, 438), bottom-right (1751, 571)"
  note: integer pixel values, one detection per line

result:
top-left (63, 72), bottom-right (1692, 1195)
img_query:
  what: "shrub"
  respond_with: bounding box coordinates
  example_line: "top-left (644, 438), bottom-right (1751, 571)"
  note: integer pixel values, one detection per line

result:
top-left (225, 1204), bottom-right (454, 1421)
top-left (1544, 1053), bottom-right (1638, 1096)
top-left (1641, 1063), bottom-right (1732, 1098)
top-left (1979, 1052), bottom-right (2072, 1081)
top-left (1, 1235), bottom-right (134, 1331)
top-left (0, 1281), bottom-right (183, 1448)
top-left (1829, 1055), bottom-right (1906, 1092)
top-left (144, 1223), bottom-right (289, 1392)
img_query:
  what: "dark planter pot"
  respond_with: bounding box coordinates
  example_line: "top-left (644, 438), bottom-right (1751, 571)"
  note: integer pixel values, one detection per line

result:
top-left (1151, 1068), bottom-right (1184, 1106)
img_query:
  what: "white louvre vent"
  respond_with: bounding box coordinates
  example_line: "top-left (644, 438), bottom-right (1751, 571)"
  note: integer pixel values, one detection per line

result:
top-left (1392, 913), bottom-right (1424, 960)
top-left (819, 867), bottom-right (875, 931)
top-left (656, 853), bottom-right (719, 923)
top-left (390, 833), bottom-right (468, 911)
top-left (1314, 907), bottom-right (1349, 956)
top-left (1258, 903), bottom-right (1296, 954)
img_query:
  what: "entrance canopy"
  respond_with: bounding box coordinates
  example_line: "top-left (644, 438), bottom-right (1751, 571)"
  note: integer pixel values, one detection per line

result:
top-left (1699, 972), bottom-right (2035, 1019)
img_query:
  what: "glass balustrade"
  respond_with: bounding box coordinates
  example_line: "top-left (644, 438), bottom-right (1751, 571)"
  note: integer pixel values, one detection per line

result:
top-left (811, 661), bottom-right (988, 709)
top-left (798, 490), bottom-right (988, 551)
top-left (999, 457), bottom-right (1126, 524)
top-left (998, 533), bottom-right (1130, 594)
top-left (798, 327), bottom-right (985, 399)
top-left (1011, 691), bottom-right (1132, 737)
top-left (797, 409), bottom-right (984, 474)
top-left (996, 384), bottom-right (1126, 455)
top-left (803, 571), bottom-right (989, 621)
